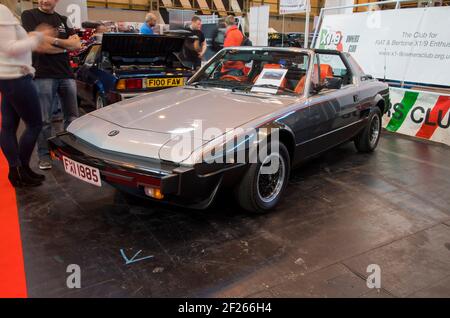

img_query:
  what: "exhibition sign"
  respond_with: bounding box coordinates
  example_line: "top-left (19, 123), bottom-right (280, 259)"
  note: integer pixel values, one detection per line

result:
top-left (323, 0), bottom-right (354, 15)
top-left (249, 5), bottom-right (270, 46)
top-left (279, 0), bottom-right (308, 14)
top-left (384, 88), bottom-right (450, 146)
top-left (316, 7), bottom-right (450, 87)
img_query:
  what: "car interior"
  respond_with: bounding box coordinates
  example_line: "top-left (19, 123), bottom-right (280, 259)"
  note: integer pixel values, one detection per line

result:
top-left (198, 51), bottom-right (352, 96)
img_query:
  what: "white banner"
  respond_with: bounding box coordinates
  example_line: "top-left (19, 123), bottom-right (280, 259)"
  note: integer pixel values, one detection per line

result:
top-left (279, 0), bottom-right (308, 15)
top-left (324, 0), bottom-right (354, 15)
top-left (249, 5), bottom-right (270, 47)
top-left (383, 88), bottom-right (450, 146)
top-left (56, 0), bottom-right (88, 29)
top-left (315, 7), bottom-right (450, 87)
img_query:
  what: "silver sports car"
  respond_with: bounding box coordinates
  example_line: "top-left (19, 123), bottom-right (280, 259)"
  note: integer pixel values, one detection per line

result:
top-left (49, 47), bottom-right (390, 213)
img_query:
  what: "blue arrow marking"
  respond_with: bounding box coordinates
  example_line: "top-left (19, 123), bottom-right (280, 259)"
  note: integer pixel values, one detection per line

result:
top-left (120, 249), bottom-right (154, 265)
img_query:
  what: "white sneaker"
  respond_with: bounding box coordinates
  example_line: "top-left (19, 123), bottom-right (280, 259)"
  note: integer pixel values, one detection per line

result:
top-left (38, 160), bottom-right (52, 170)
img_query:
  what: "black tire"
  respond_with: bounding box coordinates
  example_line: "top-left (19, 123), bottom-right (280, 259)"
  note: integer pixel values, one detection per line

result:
top-left (234, 141), bottom-right (290, 214)
top-left (354, 108), bottom-right (382, 153)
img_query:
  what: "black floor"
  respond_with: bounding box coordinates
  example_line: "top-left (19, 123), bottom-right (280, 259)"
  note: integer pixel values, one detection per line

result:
top-left (17, 133), bottom-right (450, 297)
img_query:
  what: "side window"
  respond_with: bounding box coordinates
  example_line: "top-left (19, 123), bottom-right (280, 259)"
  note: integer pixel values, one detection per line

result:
top-left (84, 45), bottom-right (101, 66)
top-left (316, 53), bottom-right (353, 86)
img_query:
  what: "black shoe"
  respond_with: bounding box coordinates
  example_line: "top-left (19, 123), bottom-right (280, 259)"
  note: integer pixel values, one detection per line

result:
top-left (8, 167), bottom-right (42, 187)
top-left (22, 165), bottom-right (46, 181)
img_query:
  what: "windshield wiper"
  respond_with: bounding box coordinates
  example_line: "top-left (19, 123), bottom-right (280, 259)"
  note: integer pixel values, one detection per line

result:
top-left (190, 80), bottom-right (245, 91)
top-left (246, 84), bottom-right (296, 95)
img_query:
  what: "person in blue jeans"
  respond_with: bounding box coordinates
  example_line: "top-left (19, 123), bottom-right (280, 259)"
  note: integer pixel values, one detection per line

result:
top-left (0, 2), bottom-right (55, 187)
top-left (22, 0), bottom-right (81, 170)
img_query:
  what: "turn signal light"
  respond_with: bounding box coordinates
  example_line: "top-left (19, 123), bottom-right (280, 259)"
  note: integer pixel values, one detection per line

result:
top-left (144, 187), bottom-right (164, 200)
top-left (116, 79), bottom-right (126, 90)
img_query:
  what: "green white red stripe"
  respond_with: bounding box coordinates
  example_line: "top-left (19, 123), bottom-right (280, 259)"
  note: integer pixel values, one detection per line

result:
top-left (383, 88), bottom-right (450, 146)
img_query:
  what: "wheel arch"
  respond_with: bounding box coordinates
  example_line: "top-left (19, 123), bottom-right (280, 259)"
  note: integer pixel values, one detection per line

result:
top-left (278, 129), bottom-right (295, 162)
top-left (259, 124), bottom-right (296, 163)
top-left (373, 93), bottom-right (386, 114)
top-left (93, 81), bottom-right (106, 101)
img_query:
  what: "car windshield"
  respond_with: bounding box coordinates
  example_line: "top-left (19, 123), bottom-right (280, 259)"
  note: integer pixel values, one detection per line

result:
top-left (189, 49), bottom-right (310, 96)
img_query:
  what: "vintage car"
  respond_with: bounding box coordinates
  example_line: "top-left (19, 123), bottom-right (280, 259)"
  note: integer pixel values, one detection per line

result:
top-left (49, 48), bottom-right (390, 213)
top-left (75, 33), bottom-right (195, 109)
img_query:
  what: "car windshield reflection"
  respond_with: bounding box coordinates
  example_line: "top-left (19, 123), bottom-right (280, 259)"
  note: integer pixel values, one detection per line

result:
top-left (189, 49), bottom-right (310, 96)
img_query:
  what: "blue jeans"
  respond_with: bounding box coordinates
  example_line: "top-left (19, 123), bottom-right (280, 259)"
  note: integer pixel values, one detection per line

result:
top-left (35, 78), bottom-right (79, 160)
top-left (0, 75), bottom-right (43, 168)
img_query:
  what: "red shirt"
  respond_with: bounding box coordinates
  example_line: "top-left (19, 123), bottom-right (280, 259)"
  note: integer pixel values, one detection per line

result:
top-left (224, 25), bottom-right (244, 47)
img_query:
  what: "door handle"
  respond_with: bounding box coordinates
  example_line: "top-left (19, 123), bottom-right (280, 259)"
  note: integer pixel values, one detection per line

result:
top-left (353, 95), bottom-right (359, 103)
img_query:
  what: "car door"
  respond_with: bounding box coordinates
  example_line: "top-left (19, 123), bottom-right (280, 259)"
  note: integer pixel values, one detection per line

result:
top-left (303, 52), bottom-right (363, 156)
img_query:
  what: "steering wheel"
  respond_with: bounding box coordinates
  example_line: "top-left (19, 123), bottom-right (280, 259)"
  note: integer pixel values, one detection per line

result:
top-left (220, 74), bottom-right (247, 82)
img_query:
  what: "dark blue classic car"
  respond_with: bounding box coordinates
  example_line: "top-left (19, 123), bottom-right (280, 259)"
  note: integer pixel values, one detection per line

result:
top-left (76, 33), bottom-right (195, 109)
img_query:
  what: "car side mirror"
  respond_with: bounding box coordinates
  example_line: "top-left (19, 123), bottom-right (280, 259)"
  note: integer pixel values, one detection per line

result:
top-left (323, 77), bottom-right (342, 90)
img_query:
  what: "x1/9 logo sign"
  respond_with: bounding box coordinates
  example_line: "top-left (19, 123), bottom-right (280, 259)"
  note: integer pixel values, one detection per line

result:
top-left (319, 29), bottom-right (343, 51)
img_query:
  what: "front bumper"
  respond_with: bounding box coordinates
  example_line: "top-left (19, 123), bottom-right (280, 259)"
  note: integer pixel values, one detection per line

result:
top-left (48, 132), bottom-right (246, 209)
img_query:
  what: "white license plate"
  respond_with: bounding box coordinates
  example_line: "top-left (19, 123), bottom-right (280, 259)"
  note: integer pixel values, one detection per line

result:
top-left (62, 156), bottom-right (102, 187)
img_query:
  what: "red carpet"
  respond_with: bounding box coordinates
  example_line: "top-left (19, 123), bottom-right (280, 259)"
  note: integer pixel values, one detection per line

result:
top-left (0, 97), bottom-right (28, 298)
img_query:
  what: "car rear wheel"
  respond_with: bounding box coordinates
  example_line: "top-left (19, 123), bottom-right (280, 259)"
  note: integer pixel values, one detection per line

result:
top-left (234, 141), bottom-right (290, 214)
top-left (95, 92), bottom-right (106, 109)
top-left (354, 108), bottom-right (382, 153)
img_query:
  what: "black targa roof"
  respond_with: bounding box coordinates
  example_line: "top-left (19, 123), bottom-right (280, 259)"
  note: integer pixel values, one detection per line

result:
top-left (101, 33), bottom-right (186, 59)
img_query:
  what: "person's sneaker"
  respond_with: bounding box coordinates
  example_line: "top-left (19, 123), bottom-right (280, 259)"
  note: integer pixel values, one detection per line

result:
top-left (38, 160), bottom-right (52, 170)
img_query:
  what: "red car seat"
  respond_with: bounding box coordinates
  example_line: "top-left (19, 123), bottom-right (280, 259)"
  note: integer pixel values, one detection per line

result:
top-left (294, 64), bottom-right (334, 94)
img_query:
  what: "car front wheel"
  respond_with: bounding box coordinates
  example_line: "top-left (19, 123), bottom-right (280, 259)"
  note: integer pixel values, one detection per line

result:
top-left (354, 108), bottom-right (382, 153)
top-left (234, 142), bottom-right (290, 213)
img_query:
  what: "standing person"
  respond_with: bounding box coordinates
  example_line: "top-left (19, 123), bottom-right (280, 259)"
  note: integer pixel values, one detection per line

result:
top-left (182, 16), bottom-right (207, 69)
top-left (0, 1), bottom-right (53, 187)
top-left (221, 15), bottom-right (245, 75)
top-left (223, 15), bottom-right (243, 47)
top-left (21, 0), bottom-right (81, 171)
top-left (140, 12), bottom-right (157, 35)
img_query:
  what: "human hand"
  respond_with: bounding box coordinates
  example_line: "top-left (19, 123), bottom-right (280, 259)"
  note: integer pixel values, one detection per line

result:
top-left (67, 34), bottom-right (82, 49)
top-left (35, 41), bottom-right (64, 54)
top-left (69, 34), bottom-right (81, 41)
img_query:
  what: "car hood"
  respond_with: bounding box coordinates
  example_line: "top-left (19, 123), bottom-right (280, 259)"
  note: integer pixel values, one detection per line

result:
top-left (67, 87), bottom-right (296, 163)
top-left (89, 86), bottom-right (293, 137)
